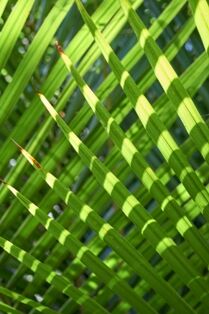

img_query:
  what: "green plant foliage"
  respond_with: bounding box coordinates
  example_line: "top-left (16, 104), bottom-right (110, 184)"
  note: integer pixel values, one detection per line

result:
top-left (0, 0), bottom-right (209, 313)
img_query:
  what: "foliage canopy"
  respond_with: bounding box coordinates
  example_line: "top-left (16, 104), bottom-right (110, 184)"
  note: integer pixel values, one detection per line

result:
top-left (0, 0), bottom-right (209, 313)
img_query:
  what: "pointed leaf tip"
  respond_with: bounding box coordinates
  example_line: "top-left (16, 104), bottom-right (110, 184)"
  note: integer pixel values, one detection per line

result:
top-left (36, 92), bottom-right (42, 97)
top-left (55, 40), bottom-right (64, 54)
top-left (37, 92), bottom-right (47, 105)
top-left (11, 139), bottom-right (42, 169)
top-left (11, 138), bottom-right (23, 151)
top-left (28, 155), bottom-right (42, 169)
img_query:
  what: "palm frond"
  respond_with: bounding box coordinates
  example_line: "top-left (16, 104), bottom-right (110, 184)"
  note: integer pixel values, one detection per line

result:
top-left (1, 0), bottom-right (209, 313)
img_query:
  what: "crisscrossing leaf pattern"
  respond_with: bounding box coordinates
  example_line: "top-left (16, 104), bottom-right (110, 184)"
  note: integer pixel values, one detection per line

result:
top-left (0, 0), bottom-right (209, 313)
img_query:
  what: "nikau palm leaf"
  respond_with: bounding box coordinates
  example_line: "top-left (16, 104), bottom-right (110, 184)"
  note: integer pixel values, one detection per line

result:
top-left (0, 1), bottom-right (209, 313)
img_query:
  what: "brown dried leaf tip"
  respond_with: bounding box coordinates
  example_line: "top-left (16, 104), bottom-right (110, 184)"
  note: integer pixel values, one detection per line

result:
top-left (55, 40), bottom-right (64, 54)
top-left (30, 156), bottom-right (42, 169)
top-left (11, 139), bottom-right (42, 169)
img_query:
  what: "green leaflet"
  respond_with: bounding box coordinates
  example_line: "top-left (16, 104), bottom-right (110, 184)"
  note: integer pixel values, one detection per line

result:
top-left (120, 0), bottom-right (209, 169)
top-left (74, 0), bottom-right (209, 223)
top-left (0, 0), bottom-right (35, 70)
top-left (0, 0), bottom-right (74, 125)
top-left (188, 0), bottom-right (209, 53)
top-left (13, 141), bottom-right (193, 312)
top-left (1, 175), bottom-right (155, 313)
top-left (57, 42), bottom-right (209, 266)
top-left (39, 92), bottom-right (209, 310)
top-left (0, 0), bottom-right (8, 18)
top-left (0, 232), bottom-right (108, 314)
top-left (0, 286), bottom-right (57, 314)
top-left (0, 301), bottom-right (23, 314)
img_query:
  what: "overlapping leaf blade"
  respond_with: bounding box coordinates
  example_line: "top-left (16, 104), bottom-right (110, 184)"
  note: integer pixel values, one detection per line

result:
top-left (1, 0), bottom-right (209, 313)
